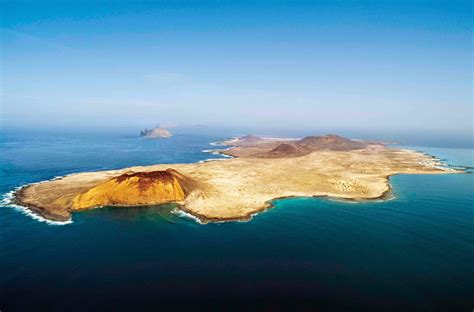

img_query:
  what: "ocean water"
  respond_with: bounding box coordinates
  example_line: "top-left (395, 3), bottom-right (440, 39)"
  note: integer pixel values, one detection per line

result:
top-left (0, 130), bottom-right (473, 311)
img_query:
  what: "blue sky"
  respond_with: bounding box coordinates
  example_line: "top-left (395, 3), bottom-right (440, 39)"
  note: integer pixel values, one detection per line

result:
top-left (1, 0), bottom-right (472, 137)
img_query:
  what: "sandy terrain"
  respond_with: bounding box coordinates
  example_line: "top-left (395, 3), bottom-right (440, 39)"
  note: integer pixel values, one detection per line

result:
top-left (14, 141), bottom-right (457, 222)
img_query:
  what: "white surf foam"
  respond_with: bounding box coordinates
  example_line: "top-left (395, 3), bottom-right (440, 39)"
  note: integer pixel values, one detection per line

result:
top-left (171, 208), bottom-right (204, 224)
top-left (202, 149), bottom-right (223, 155)
top-left (209, 137), bottom-right (238, 146)
top-left (197, 157), bottom-right (233, 164)
top-left (1, 185), bottom-right (73, 226)
top-left (202, 146), bottom-right (233, 154)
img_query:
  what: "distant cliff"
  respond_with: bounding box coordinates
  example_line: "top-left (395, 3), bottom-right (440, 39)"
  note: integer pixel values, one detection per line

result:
top-left (140, 127), bottom-right (172, 139)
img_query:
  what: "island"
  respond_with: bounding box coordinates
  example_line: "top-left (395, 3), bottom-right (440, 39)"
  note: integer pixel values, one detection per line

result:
top-left (13, 134), bottom-right (460, 222)
top-left (140, 126), bottom-right (172, 139)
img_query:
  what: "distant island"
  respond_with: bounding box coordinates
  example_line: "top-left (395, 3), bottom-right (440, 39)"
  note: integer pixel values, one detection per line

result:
top-left (140, 126), bottom-right (172, 139)
top-left (14, 134), bottom-right (460, 222)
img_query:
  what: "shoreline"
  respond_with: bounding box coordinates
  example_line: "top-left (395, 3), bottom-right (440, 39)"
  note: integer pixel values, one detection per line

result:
top-left (9, 165), bottom-right (460, 224)
top-left (6, 140), bottom-right (235, 223)
top-left (2, 187), bottom-right (73, 225)
top-left (13, 186), bottom-right (72, 222)
top-left (7, 137), bottom-right (464, 224)
top-left (178, 174), bottom-right (396, 224)
top-left (8, 169), bottom-right (395, 224)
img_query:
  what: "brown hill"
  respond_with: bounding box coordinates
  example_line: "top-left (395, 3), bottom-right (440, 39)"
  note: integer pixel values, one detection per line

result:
top-left (255, 143), bottom-right (307, 158)
top-left (234, 134), bottom-right (267, 146)
top-left (248, 134), bottom-right (368, 158)
top-left (72, 169), bottom-right (197, 210)
top-left (297, 134), bottom-right (367, 151)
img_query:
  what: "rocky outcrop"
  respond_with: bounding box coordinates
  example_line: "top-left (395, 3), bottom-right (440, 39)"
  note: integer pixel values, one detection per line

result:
top-left (257, 143), bottom-right (307, 158)
top-left (140, 127), bottom-right (172, 139)
top-left (297, 134), bottom-right (367, 151)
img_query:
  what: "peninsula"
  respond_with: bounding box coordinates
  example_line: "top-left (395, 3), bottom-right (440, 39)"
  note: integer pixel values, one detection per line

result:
top-left (14, 134), bottom-right (459, 222)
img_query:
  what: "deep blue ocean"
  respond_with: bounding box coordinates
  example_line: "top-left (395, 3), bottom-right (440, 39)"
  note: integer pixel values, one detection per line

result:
top-left (1, 130), bottom-right (473, 311)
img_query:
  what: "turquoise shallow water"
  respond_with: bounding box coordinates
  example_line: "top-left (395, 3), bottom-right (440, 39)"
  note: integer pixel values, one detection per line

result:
top-left (0, 130), bottom-right (473, 311)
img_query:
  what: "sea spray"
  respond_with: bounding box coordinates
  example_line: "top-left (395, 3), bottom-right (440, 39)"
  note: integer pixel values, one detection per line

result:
top-left (171, 208), bottom-right (204, 224)
top-left (1, 185), bottom-right (73, 226)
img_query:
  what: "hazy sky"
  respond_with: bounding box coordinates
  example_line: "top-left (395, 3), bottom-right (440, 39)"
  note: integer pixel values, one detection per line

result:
top-left (1, 0), bottom-right (472, 135)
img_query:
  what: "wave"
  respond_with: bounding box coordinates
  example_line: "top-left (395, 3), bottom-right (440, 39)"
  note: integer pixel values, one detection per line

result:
top-left (2, 137), bottom-right (239, 226)
top-left (200, 143), bottom-right (234, 162)
top-left (1, 184), bottom-right (73, 226)
top-left (201, 149), bottom-right (221, 155)
top-left (197, 157), bottom-right (233, 164)
top-left (171, 208), bottom-right (204, 224)
top-left (202, 146), bottom-right (233, 153)
top-left (209, 137), bottom-right (238, 146)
